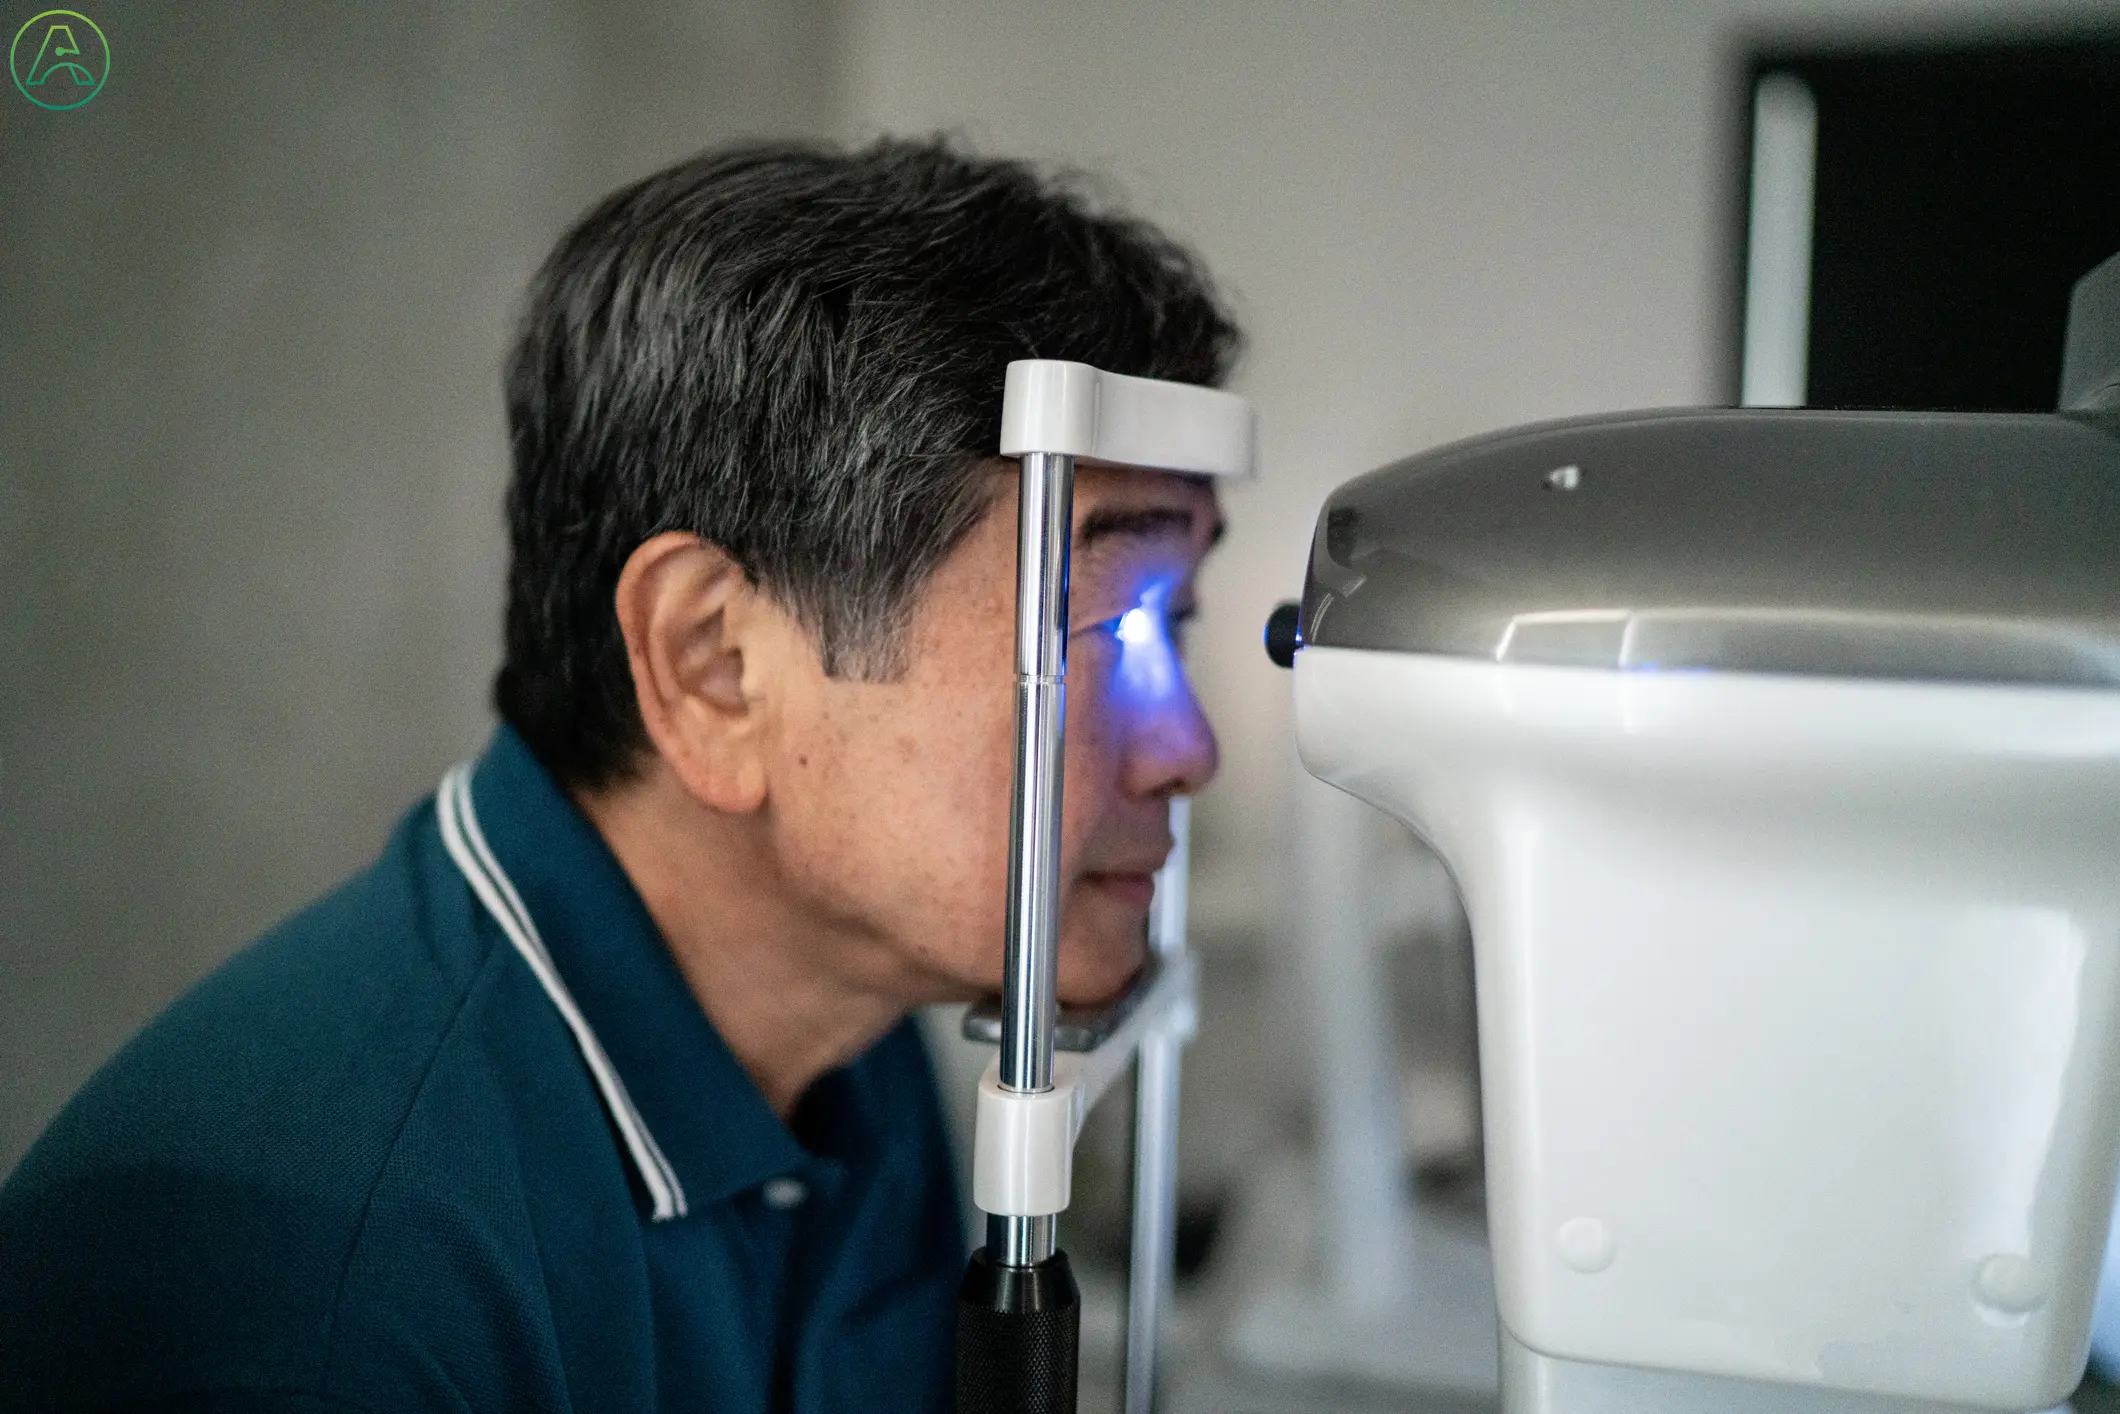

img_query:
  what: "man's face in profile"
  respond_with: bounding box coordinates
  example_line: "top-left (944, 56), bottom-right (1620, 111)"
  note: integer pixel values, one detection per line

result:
top-left (766, 463), bottom-right (1221, 1006)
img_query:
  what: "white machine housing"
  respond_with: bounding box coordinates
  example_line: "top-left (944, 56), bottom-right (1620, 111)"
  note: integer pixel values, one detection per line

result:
top-left (1299, 648), bottom-right (2120, 1411)
top-left (1288, 384), bottom-right (2120, 1413)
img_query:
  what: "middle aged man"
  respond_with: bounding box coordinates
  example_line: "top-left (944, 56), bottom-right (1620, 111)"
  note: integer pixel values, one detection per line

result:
top-left (0, 139), bottom-right (1241, 1412)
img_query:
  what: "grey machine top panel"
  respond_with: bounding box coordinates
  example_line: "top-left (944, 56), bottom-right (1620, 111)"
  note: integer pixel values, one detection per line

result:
top-left (1300, 408), bottom-right (2120, 686)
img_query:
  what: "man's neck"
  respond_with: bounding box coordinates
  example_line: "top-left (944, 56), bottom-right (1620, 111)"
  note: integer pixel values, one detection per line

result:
top-left (576, 770), bottom-right (917, 1119)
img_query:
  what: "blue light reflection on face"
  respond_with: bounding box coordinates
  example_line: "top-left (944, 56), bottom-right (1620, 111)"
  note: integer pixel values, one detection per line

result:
top-left (1085, 579), bottom-right (1184, 710)
top-left (1116, 604), bottom-right (1158, 648)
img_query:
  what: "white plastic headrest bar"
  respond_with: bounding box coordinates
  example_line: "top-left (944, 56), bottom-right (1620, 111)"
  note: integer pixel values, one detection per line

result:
top-left (999, 360), bottom-right (1255, 479)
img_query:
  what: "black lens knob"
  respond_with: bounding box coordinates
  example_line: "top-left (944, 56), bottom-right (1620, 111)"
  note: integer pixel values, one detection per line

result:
top-left (1264, 601), bottom-right (1302, 668)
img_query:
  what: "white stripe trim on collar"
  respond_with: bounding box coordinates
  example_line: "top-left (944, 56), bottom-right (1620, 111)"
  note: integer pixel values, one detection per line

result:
top-left (436, 763), bottom-right (689, 1221)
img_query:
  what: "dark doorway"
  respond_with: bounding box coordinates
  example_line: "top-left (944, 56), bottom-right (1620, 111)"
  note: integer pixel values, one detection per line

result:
top-left (1740, 33), bottom-right (2120, 411)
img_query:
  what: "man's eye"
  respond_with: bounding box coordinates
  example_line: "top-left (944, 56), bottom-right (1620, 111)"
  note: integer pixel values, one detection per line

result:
top-left (1069, 585), bottom-right (1195, 649)
top-left (1071, 610), bottom-right (1130, 641)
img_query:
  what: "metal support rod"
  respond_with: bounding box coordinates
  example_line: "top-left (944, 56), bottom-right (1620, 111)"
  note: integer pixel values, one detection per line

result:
top-left (1741, 72), bottom-right (1817, 410)
top-left (1123, 796), bottom-right (1191, 1414)
top-left (1125, 1036), bottom-right (1182, 1412)
top-left (996, 449), bottom-right (1076, 1269)
top-left (1298, 778), bottom-right (1409, 1312)
top-left (986, 1213), bottom-right (1058, 1269)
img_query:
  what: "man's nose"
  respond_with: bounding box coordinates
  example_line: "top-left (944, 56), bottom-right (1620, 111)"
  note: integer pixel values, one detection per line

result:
top-left (1119, 668), bottom-right (1219, 800)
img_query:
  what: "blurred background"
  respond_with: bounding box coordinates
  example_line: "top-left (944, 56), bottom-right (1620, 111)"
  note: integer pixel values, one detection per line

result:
top-left (7, 3), bottom-right (2120, 1410)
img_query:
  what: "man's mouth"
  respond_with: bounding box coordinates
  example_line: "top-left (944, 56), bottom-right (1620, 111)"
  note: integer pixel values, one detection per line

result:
top-left (1082, 869), bottom-right (1158, 910)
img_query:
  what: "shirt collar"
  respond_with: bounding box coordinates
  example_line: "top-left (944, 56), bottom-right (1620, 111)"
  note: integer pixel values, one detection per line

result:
top-left (466, 725), bottom-right (814, 1212)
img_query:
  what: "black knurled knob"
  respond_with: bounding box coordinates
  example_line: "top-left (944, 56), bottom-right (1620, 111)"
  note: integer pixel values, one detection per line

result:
top-left (955, 1247), bottom-right (1080, 1414)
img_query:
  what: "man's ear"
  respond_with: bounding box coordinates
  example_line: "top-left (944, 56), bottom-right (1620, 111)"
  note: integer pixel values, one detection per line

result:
top-left (612, 531), bottom-right (774, 814)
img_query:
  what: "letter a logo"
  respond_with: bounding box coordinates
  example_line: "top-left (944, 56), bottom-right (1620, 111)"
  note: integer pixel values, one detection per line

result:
top-left (30, 24), bottom-right (90, 87)
top-left (10, 10), bottom-right (110, 110)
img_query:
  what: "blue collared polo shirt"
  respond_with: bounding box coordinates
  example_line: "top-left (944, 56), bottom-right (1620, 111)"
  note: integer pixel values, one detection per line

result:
top-left (0, 726), bottom-right (965, 1412)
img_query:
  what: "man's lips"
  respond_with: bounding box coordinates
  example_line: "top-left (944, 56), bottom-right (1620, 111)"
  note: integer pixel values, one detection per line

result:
top-left (1082, 869), bottom-right (1158, 910)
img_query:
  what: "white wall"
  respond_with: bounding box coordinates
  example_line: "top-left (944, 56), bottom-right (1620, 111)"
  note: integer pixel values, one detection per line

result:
top-left (0, 0), bottom-right (837, 1172)
top-left (837, 0), bottom-right (2119, 940)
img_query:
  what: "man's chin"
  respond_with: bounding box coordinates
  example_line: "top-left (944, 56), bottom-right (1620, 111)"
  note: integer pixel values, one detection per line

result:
top-left (1056, 926), bottom-right (1152, 1007)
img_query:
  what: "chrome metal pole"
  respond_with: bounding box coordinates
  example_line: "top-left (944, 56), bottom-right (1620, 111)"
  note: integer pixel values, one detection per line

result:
top-left (996, 449), bottom-right (1076, 1268)
top-left (1124, 797), bottom-right (1190, 1414)
top-left (986, 1213), bottom-right (1058, 1269)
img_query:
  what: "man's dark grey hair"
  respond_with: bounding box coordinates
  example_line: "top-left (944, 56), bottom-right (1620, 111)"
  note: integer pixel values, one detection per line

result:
top-left (494, 136), bottom-right (1243, 788)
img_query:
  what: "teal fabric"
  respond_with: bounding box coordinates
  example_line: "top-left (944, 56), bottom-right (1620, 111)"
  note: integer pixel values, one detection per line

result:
top-left (0, 727), bottom-right (965, 1413)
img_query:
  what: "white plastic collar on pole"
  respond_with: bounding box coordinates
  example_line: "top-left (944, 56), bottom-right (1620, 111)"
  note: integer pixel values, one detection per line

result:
top-left (972, 952), bottom-right (1200, 1217)
top-left (1000, 360), bottom-right (1255, 479)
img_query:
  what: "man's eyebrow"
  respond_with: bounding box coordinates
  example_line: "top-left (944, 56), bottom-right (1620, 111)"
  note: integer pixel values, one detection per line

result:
top-left (1077, 504), bottom-right (1227, 549)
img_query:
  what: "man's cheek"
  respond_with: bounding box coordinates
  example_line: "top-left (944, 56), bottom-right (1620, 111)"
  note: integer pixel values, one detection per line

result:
top-left (1060, 732), bottom-right (1122, 855)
